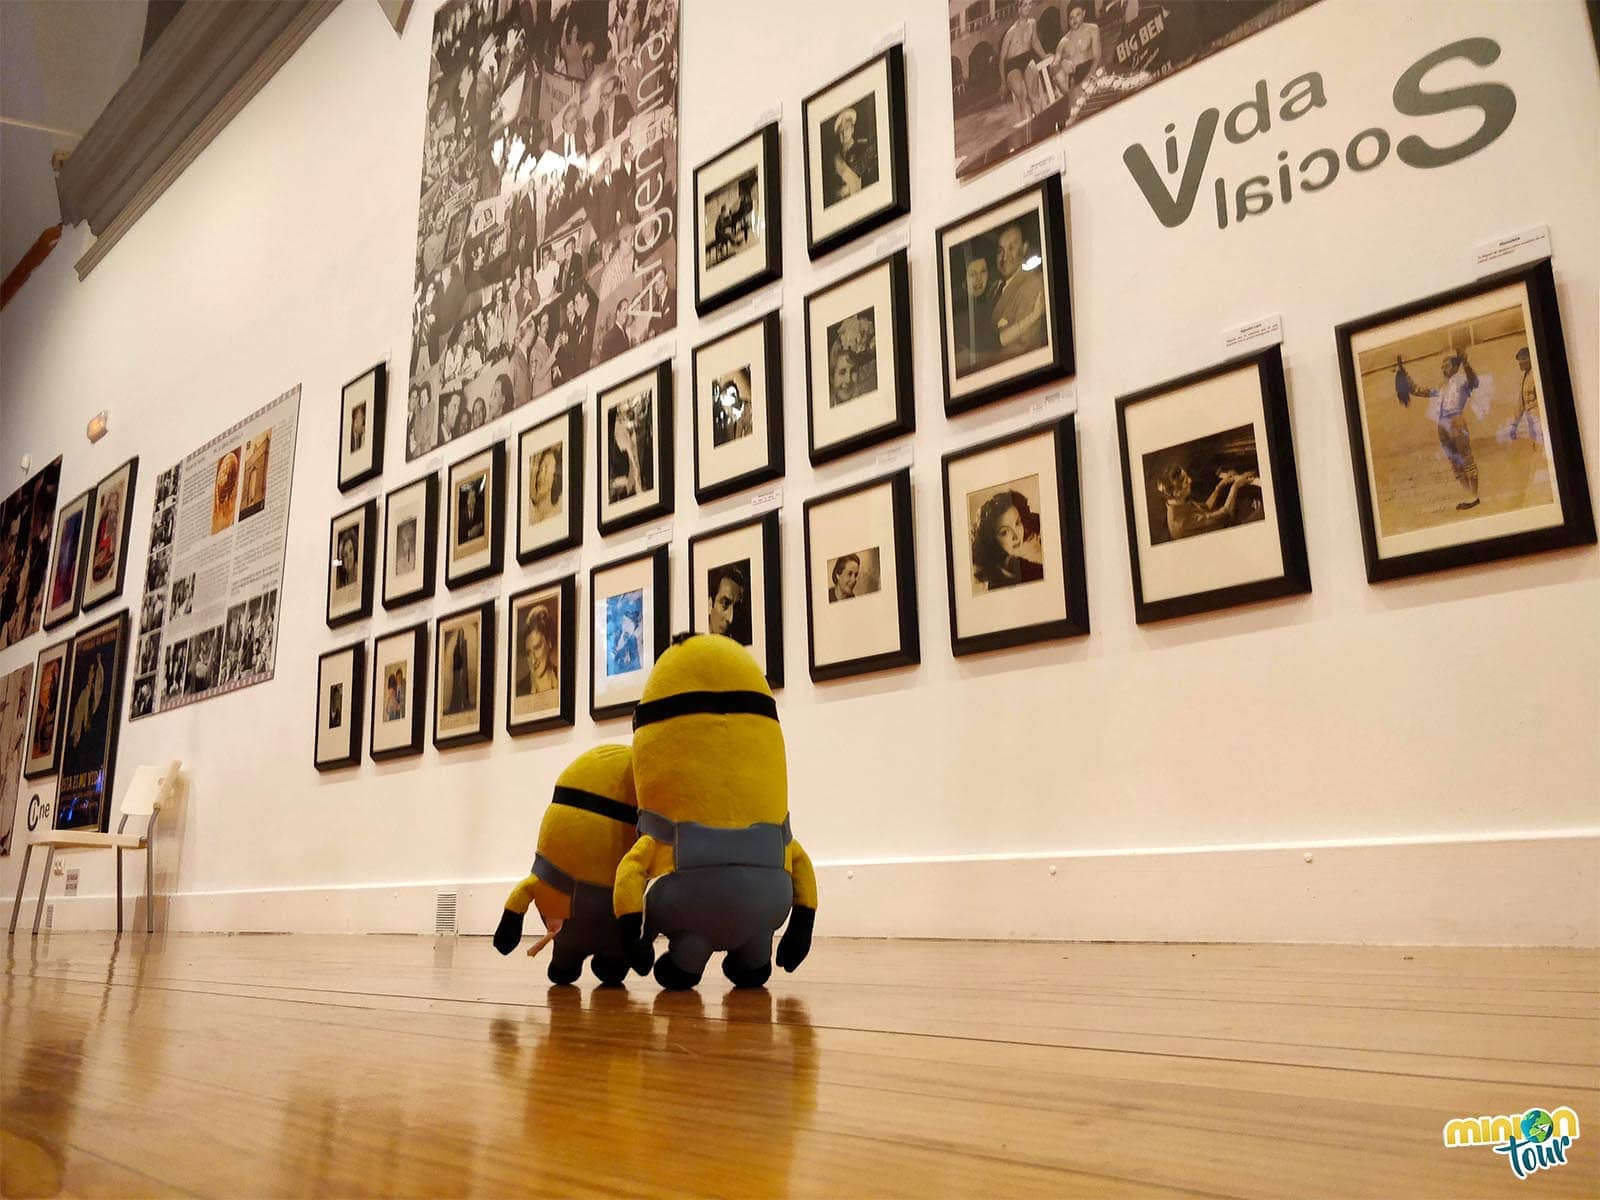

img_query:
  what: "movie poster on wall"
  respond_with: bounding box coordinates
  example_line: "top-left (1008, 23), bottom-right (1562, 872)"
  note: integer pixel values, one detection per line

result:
top-left (130, 386), bottom-right (300, 720)
top-left (0, 457), bottom-right (62, 651)
top-left (0, 662), bottom-right (34, 855)
top-left (948, 0), bottom-right (1318, 180)
top-left (406, 0), bottom-right (681, 463)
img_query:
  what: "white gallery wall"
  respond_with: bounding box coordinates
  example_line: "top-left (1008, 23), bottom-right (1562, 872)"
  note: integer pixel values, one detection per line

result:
top-left (1, 0), bottom-right (1596, 944)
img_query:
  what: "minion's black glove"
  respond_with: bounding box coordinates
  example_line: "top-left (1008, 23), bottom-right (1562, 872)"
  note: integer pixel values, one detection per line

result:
top-left (775, 906), bottom-right (815, 972)
top-left (493, 908), bottom-right (524, 955)
top-left (618, 912), bottom-right (653, 975)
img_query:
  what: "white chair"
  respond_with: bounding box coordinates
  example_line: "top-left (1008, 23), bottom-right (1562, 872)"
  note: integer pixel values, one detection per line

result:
top-left (9, 761), bottom-right (182, 937)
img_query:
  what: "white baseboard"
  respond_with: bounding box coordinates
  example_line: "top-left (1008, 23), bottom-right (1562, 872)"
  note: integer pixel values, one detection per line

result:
top-left (18, 832), bottom-right (1597, 946)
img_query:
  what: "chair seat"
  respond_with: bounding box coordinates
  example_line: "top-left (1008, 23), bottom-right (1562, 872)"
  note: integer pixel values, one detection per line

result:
top-left (32, 831), bottom-right (147, 850)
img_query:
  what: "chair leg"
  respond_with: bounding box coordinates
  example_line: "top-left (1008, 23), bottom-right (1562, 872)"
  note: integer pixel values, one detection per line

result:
top-left (145, 835), bottom-right (155, 935)
top-left (9, 844), bottom-right (33, 934)
top-left (32, 847), bottom-right (56, 935)
top-left (116, 848), bottom-right (124, 935)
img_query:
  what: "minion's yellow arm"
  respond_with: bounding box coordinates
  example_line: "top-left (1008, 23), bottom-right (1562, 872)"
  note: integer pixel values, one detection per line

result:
top-left (786, 838), bottom-right (818, 910)
top-left (613, 834), bottom-right (675, 918)
top-left (503, 873), bottom-right (539, 916)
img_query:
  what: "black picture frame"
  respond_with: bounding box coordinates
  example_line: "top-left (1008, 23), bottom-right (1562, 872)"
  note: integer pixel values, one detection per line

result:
top-left (802, 43), bottom-right (910, 261)
top-left (693, 121), bottom-right (783, 316)
top-left (445, 441), bottom-right (507, 589)
top-left (433, 599), bottom-right (496, 749)
top-left (381, 472), bottom-right (439, 609)
top-left (935, 173), bottom-right (1075, 417)
top-left (803, 467), bottom-right (918, 682)
top-left (516, 405), bottom-right (584, 565)
top-left (22, 635), bottom-right (72, 780)
top-left (688, 509), bottom-right (783, 689)
top-left (370, 621), bottom-right (428, 762)
top-left (589, 543), bottom-right (670, 722)
top-left (326, 498), bottom-right (378, 628)
top-left (1335, 258), bottom-right (1595, 582)
top-left (54, 608), bottom-right (130, 831)
top-left (804, 247), bottom-right (915, 465)
top-left (80, 456), bottom-right (138, 613)
top-left (42, 487), bottom-right (95, 631)
top-left (338, 361), bottom-right (387, 492)
top-left (691, 309), bottom-right (785, 503)
top-left (314, 639), bottom-right (366, 772)
top-left (596, 360), bottom-right (674, 537)
top-left (506, 575), bottom-right (577, 736)
top-left (941, 414), bottom-right (1090, 656)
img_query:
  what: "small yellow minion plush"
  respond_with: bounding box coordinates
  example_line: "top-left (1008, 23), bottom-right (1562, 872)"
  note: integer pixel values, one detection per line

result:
top-left (494, 743), bottom-right (643, 985)
top-left (614, 634), bottom-right (817, 989)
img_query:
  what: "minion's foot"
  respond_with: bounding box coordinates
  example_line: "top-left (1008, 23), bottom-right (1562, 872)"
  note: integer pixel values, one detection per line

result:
top-left (547, 959), bottom-right (582, 985)
top-left (591, 953), bottom-right (629, 987)
top-left (653, 955), bottom-right (702, 990)
top-left (721, 956), bottom-right (771, 989)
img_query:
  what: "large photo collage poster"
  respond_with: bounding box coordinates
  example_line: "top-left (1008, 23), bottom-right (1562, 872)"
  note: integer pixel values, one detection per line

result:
top-left (131, 387), bottom-right (301, 720)
top-left (407, 0), bottom-right (681, 462)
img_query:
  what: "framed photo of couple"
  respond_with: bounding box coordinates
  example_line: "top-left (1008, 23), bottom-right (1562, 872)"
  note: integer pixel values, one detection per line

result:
top-left (445, 442), bottom-right (506, 589)
top-left (516, 406), bottom-right (583, 564)
top-left (370, 622), bottom-right (427, 761)
top-left (694, 121), bottom-right (782, 315)
top-left (314, 639), bottom-right (365, 772)
top-left (596, 361), bottom-right (674, 537)
top-left (327, 499), bottom-right (378, 628)
top-left (506, 576), bottom-right (576, 736)
top-left (434, 600), bottom-right (495, 749)
top-left (802, 44), bottom-right (910, 260)
top-left (590, 545), bottom-right (669, 721)
top-left (688, 510), bottom-right (782, 688)
top-left (338, 362), bottom-right (386, 492)
top-left (382, 473), bottom-right (439, 609)
top-left (692, 311), bottom-right (784, 503)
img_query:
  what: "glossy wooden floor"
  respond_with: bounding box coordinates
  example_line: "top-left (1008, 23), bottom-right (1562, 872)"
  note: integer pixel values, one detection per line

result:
top-left (2, 934), bottom-right (1596, 1199)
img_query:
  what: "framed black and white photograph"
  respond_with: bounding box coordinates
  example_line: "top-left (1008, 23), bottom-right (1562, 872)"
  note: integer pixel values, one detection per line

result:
top-left (42, 488), bottom-right (94, 631)
top-left (314, 640), bottom-right (365, 772)
top-left (1336, 258), bottom-right (1595, 582)
top-left (326, 499), bottom-right (378, 628)
top-left (54, 609), bottom-right (130, 831)
top-left (596, 361), bottom-right (674, 536)
top-left (507, 576), bottom-right (576, 736)
top-left (694, 121), bottom-right (782, 315)
top-left (803, 467), bottom-right (918, 681)
top-left (936, 174), bottom-right (1074, 416)
top-left (802, 44), bottom-right (910, 260)
top-left (942, 415), bottom-right (1089, 655)
top-left (80, 456), bottom-right (138, 612)
top-left (516, 405), bottom-right (583, 565)
top-left (382, 473), bottom-right (438, 609)
top-left (688, 510), bottom-right (782, 688)
top-left (370, 622), bottom-right (427, 762)
top-left (434, 600), bottom-right (495, 749)
top-left (804, 248), bottom-right (914, 465)
top-left (1116, 346), bottom-right (1311, 624)
top-left (692, 310), bottom-right (784, 503)
top-left (445, 442), bottom-right (506, 588)
top-left (23, 636), bottom-right (71, 780)
top-left (338, 361), bottom-right (387, 492)
top-left (589, 544), bottom-right (669, 721)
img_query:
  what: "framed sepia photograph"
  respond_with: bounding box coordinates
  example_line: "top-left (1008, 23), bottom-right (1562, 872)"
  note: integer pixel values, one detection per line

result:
top-left (80, 456), bottom-right (138, 612)
top-left (370, 622), bottom-right (427, 762)
top-left (936, 173), bottom-right (1074, 416)
top-left (43, 488), bottom-right (94, 631)
top-left (445, 441), bottom-right (506, 588)
top-left (326, 499), bottom-right (378, 628)
top-left (339, 361), bottom-right (387, 492)
top-left (1336, 259), bottom-right (1595, 582)
top-left (804, 248), bottom-right (914, 465)
top-left (54, 608), bottom-right (130, 831)
top-left (694, 121), bottom-right (782, 315)
top-left (803, 467), bottom-right (918, 681)
top-left (23, 636), bottom-right (72, 779)
top-left (1116, 346), bottom-right (1311, 624)
top-left (692, 310), bottom-right (785, 503)
top-left (802, 44), bottom-right (910, 260)
top-left (596, 360), bottom-right (674, 536)
top-left (589, 544), bottom-right (669, 721)
top-left (382, 473), bottom-right (439, 609)
top-left (314, 639), bottom-right (366, 771)
top-left (942, 415), bottom-right (1089, 655)
top-left (434, 599), bottom-right (495, 749)
top-left (507, 575), bottom-right (576, 736)
top-left (688, 510), bottom-right (782, 688)
top-left (516, 405), bottom-right (583, 565)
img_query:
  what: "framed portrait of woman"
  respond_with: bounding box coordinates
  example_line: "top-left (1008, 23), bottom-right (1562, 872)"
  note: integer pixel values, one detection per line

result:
top-left (803, 248), bottom-right (914, 466)
top-left (370, 622), bottom-right (427, 761)
top-left (23, 636), bottom-right (72, 779)
top-left (80, 456), bottom-right (138, 612)
top-left (445, 441), bottom-right (506, 588)
top-left (935, 174), bottom-right (1074, 416)
top-left (803, 467), bottom-right (918, 682)
top-left (433, 599), bottom-right (495, 749)
top-left (801, 44), bottom-right (910, 260)
top-left (326, 499), bottom-right (378, 628)
top-left (314, 639), bottom-right (365, 772)
top-left (589, 545), bottom-right (669, 722)
top-left (382, 473), bottom-right (438, 609)
top-left (516, 405), bottom-right (583, 565)
top-left (1116, 346), bottom-right (1311, 624)
top-left (942, 415), bottom-right (1089, 656)
top-left (692, 310), bottom-right (784, 504)
top-left (42, 488), bottom-right (94, 631)
top-left (338, 361), bottom-right (387, 492)
top-left (688, 510), bottom-right (782, 689)
top-left (694, 121), bottom-right (782, 315)
top-left (595, 361), bottom-right (674, 537)
top-left (506, 575), bottom-right (576, 736)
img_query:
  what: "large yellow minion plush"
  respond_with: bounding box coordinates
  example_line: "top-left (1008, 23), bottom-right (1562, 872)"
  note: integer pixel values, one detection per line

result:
top-left (494, 743), bottom-right (644, 986)
top-left (614, 634), bottom-right (818, 990)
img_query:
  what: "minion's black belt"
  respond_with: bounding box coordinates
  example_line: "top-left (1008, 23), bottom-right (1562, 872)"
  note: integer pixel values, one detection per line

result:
top-left (632, 689), bottom-right (778, 730)
top-left (550, 785), bottom-right (636, 825)
top-left (635, 811), bottom-right (791, 871)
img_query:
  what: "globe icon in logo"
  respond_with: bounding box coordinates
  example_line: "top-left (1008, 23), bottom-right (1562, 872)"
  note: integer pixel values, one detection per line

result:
top-left (1522, 1109), bottom-right (1554, 1143)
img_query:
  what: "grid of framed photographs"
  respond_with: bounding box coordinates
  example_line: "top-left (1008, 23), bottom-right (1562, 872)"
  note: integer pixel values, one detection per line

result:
top-left (692, 311), bottom-right (784, 503)
top-left (694, 122), bottom-right (782, 315)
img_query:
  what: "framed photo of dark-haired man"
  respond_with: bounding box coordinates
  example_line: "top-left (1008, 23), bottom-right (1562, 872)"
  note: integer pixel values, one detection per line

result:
top-left (507, 575), bottom-right (576, 736)
top-left (339, 361), bottom-right (387, 492)
top-left (327, 499), bottom-right (378, 628)
top-left (445, 442), bottom-right (506, 589)
top-left (694, 121), bottom-right (782, 315)
top-left (802, 44), bottom-right (910, 260)
top-left (688, 509), bottom-right (782, 689)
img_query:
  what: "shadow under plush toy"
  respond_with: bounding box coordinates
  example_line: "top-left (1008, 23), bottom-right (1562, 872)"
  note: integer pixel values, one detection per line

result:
top-left (615, 634), bottom-right (818, 990)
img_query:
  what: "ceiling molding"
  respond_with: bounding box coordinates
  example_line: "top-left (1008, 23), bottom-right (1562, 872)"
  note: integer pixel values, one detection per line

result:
top-left (376, 1), bottom-right (414, 36)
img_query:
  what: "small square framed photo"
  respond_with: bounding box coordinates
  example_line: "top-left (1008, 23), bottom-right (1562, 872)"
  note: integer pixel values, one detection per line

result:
top-left (314, 640), bottom-right (366, 772)
top-left (1335, 258), bottom-right (1595, 582)
top-left (445, 442), bottom-right (506, 588)
top-left (370, 622), bottom-right (427, 761)
top-left (804, 248), bottom-right (914, 465)
top-left (43, 488), bottom-right (95, 630)
top-left (694, 121), bottom-right (782, 315)
top-left (942, 415), bottom-right (1089, 655)
top-left (936, 174), bottom-right (1074, 416)
top-left (596, 361), bottom-right (674, 536)
top-left (80, 456), bottom-right (138, 612)
top-left (802, 44), bottom-right (910, 260)
top-left (507, 575), bottom-right (576, 735)
top-left (692, 311), bottom-right (784, 503)
top-left (803, 467), bottom-right (918, 682)
top-left (23, 636), bottom-right (72, 779)
top-left (382, 473), bottom-right (438, 609)
top-left (516, 405), bottom-right (583, 564)
top-left (327, 499), bottom-right (378, 628)
top-left (589, 545), bottom-right (669, 721)
top-left (1116, 346), bottom-right (1311, 624)
top-left (688, 510), bottom-right (782, 688)
top-left (339, 361), bottom-right (387, 492)
top-left (434, 599), bottom-right (495, 749)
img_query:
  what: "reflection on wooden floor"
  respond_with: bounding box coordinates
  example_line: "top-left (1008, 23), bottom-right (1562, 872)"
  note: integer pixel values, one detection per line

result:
top-left (2, 933), bottom-right (1597, 1197)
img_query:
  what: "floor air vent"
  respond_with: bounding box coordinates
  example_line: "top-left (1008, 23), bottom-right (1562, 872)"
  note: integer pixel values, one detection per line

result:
top-left (434, 891), bottom-right (458, 935)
